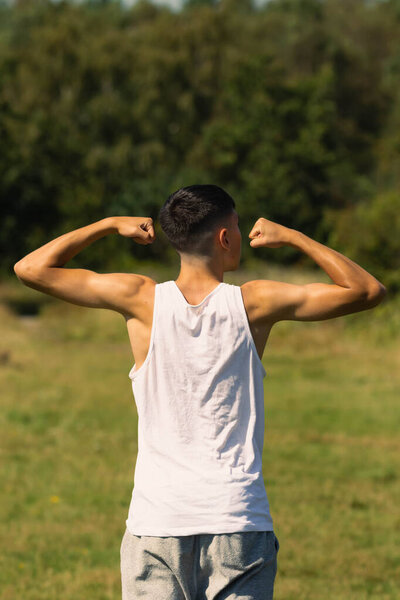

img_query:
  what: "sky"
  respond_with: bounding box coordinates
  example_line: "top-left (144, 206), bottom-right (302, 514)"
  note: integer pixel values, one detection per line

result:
top-left (4, 0), bottom-right (272, 5)
top-left (2, 0), bottom-right (272, 12)
top-left (25, 0), bottom-right (271, 10)
top-left (121, 0), bottom-right (270, 11)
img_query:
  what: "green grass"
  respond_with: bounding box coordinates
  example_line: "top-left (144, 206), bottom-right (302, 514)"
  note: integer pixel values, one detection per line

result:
top-left (1, 264), bottom-right (399, 599)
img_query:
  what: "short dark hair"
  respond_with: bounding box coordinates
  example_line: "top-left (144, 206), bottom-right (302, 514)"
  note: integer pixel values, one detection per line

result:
top-left (158, 184), bottom-right (236, 257)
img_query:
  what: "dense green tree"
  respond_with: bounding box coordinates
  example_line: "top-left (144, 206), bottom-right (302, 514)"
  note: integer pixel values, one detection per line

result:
top-left (0, 0), bottom-right (399, 289)
top-left (324, 190), bottom-right (400, 292)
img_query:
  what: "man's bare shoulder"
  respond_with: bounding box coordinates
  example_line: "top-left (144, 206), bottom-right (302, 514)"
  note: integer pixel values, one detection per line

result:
top-left (125, 273), bottom-right (157, 291)
top-left (119, 273), bottom-right (157, 320)
top-left (108, 272), bottom-right (157, 299)
top-left (240, 279), bottom-right (279, 325)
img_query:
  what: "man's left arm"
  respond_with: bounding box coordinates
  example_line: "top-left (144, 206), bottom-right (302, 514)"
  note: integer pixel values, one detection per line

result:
top-left (13, 216), bottom-right (155, 317)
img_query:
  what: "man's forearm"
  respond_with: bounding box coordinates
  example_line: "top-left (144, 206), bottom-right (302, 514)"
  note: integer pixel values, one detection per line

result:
top-left (14, 217), bottom-right (117, 272)
top-left (286, 229), bottom-right (385, 294)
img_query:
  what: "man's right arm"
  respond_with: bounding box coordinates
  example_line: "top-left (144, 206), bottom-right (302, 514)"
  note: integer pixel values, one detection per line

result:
top-left (244, 220), bottom-right (387, 324)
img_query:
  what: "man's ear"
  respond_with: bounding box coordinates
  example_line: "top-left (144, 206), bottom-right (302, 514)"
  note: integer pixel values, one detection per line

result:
top-left (219, 228), bottom-right (230, 250)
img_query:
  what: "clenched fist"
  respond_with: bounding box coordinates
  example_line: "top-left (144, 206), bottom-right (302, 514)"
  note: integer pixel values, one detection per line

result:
top-left (248, 218), bottom-right (292, 248)
top-left (113, 216), bottom-right (155, 245)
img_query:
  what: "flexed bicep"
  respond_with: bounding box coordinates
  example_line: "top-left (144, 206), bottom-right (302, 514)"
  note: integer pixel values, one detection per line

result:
top-left (275, 282), bottom-right (372, 321)
top-left (243, 279), bottom-right (381, 325)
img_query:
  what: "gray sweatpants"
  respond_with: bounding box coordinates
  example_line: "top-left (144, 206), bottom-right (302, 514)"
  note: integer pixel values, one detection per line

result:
top-left (120, 527), bottom-right (279, 599)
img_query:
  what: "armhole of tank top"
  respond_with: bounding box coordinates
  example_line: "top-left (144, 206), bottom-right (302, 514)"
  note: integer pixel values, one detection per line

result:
top-left (236, 285), bottom-right (267, 378)
top-left (129, 284), bottom-right (158, 381)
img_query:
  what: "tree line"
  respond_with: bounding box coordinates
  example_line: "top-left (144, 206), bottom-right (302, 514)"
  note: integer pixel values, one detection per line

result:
top-left (1, 0), bottom-right (399, 291)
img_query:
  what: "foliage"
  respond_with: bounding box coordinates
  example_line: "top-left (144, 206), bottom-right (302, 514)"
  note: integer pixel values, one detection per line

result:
top-left (0, 0), bottom-right (399, 290)
top-left (324, 190), bottom-right (400, 293)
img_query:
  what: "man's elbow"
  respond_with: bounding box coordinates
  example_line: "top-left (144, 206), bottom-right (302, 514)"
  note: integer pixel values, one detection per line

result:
top-left (14, 261), bottom-right (25, 279)
top-left (365, 283), bottom-right (387, 307)
top-left (14, 260), bottom-right (28, 278)
top-left (14, 261), bottom-right (41, 283)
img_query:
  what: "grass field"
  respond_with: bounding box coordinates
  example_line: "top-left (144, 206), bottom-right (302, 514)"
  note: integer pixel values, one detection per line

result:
top-left (1, 262), bottom-right (399, 599)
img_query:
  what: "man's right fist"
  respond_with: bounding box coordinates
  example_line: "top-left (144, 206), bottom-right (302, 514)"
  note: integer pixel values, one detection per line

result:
top-left (248, 217), bottom-right (291, 248)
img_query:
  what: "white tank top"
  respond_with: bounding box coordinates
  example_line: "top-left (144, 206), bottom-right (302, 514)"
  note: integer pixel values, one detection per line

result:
top-left (125, 280), bottom-right (274, 536)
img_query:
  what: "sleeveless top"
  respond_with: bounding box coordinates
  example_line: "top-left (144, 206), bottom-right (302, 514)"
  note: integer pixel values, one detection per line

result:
top-left (125, 280), bottom-right (274, 536)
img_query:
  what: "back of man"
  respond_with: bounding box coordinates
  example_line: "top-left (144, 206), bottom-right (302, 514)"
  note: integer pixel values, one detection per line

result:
top-left (120, 276), bottom-right (279, 599)
top-left (125, 278), bottom-right (274, 536)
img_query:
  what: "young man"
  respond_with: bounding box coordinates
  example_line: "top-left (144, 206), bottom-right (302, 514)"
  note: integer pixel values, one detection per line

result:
top-left (14, 184), bottom-right (386, 599)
